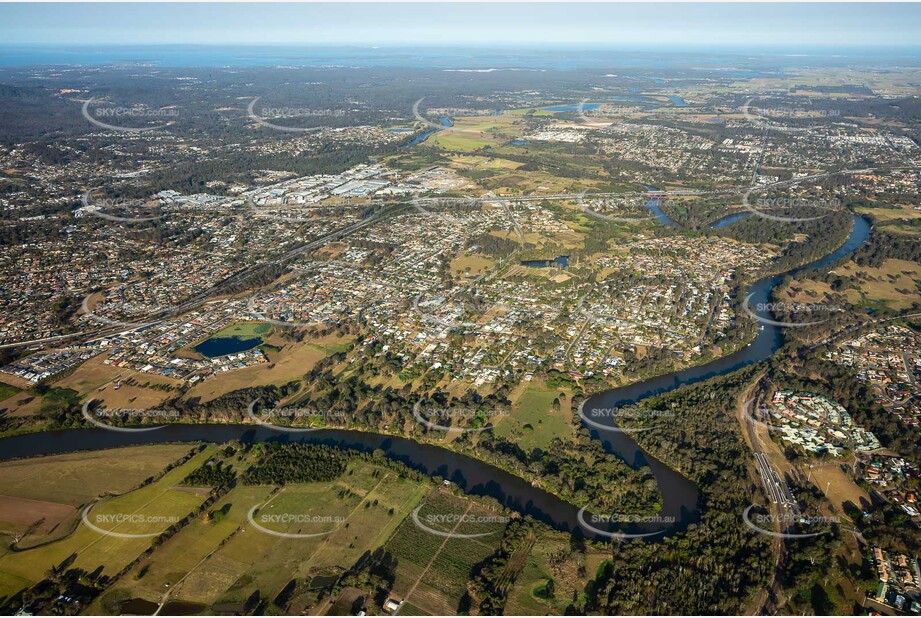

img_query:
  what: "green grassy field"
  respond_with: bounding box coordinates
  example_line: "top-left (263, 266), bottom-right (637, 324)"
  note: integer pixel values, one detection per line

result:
top-left (89, 484), bottom-right (277, 614)
top-left (210, 321), bottom-right (271, 339)
top-left (494, 382), bottom-right (574, 451)
top-left (306, 338), bottom-right (353, 355)
top-left (102, 459), bottom-right (429, 613)
top-left (1, 444), bottom-right (539, 615)
top-left (396, 601), bottom-right (432, 615)
top-left (0, 445), bottom-right (195, 506)
top-left (0, 383), bottom-right (20, 403)
top-left (504, 531), bottom-right (586, 615)
top-left (426, 115), bottom-right (524, 152)
top-left (0, 445), bottom-right (218, 597)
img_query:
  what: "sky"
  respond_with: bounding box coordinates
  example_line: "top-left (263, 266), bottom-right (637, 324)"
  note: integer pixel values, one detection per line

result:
top-left (0, 3), bottom-right (919, 49)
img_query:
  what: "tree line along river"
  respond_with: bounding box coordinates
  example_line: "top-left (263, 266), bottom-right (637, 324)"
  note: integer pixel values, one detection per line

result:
top-left (0, 210), bottom-right (872, 541)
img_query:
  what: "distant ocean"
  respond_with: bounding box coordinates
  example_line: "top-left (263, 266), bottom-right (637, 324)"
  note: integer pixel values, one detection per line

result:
top-left (1, 45), bottom-right (919, 69)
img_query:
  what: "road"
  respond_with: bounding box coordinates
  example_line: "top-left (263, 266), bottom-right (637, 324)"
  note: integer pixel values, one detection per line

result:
top-left (1, 202), bottom-right (413, 353)
top-left (737, 377), bottom-right (789, 616)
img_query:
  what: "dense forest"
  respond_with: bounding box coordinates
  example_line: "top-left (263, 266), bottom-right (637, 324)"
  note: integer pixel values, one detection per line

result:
top-left (584, 366), bottom-right (775, 614)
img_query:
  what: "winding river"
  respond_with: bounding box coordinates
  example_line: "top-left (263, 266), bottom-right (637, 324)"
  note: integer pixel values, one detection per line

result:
top-left (0, 211), bottom-right (871, 541)
top-left (580, 209), bottom-right (871, 536)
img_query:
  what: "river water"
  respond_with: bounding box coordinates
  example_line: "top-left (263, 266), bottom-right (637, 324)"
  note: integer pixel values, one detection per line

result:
top-left (0, 210), bottom-right (871, 540)
top-left (582, 205), bottom-right (871, 535)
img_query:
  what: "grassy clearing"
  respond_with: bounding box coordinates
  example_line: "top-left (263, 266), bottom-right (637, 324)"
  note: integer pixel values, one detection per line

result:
top-left (777, 258), bottom-right (921, 311)
top-left (182, 334), bottom-right (354, 403)
top-left (494, 381), bottom-right (574, 451)
top-left (427, 115), bottom-right (524, 153)
top-left (505, 530), bottom-right (601, 615)
top-left (0, 496), bottom-right (76, 542)
top-left (808, 462), bottom-right (872, 514)
top-left (0, 445), bottom-right (217, 596)
top-left (306, 336), bottom-right (354, 355)
top-left (448, 154), bottom-right (524, 172)
top-left (450, 254), bottom-right (496, 277)
top-left (397, 601), bottom-right (432, 615)
top-left (53, 353), bottom-right (181, 410)
top-left (856, 205), bottom-right (921, 224)
top-left (506, 107), bottom-right (555, 117)
top-left (144, 460), bottom-right (428, 610)
top-left (0, 445), bottom-right (194, 505)
top-left (209, 322), bottom-right (271, 339)
top-left (0, 383), bottom-right (20, 404)
top-left (92, 484), bottom-right (276, 612)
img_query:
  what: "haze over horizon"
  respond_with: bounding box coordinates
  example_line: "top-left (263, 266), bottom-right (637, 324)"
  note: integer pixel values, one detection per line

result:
top-left (1, 2), bottom-right (920, 50)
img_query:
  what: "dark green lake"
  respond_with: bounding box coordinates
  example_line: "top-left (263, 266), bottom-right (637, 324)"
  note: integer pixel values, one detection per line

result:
top-left (194, 335), bottom-right (262, 358)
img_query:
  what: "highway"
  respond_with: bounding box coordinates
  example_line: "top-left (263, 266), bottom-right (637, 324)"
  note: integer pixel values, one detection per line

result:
top-left (755, 452), bottom-right (798, 511)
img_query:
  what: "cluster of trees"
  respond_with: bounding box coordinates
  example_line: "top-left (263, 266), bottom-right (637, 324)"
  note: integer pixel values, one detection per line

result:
top-left (0, 555), bottom-right (107, 616)
top-left (583, 366), bottom-right (775, 615)
top-left (166, 381), bottom-right (302, 423)
top-left (182, 459), bottom-right (236, 488)
top-left (241, 443), bottom-right (350, 485)
top-left (469, 232), bottom-right (519, 258)
top-left (332, 548), bottom-right (399, 612)
top-left (296, 340), bottom-right (661, 514)
top-left (720, 211), bottom-right (854, 274)
top-left (34, 386), bottom-right (82, 428)
top-left (240, 442), bottom-right (428, 486)
top-left (847, 501), bottom-right (921, 555)
top-left (467, 519), bottom-right (537, 614)
top-left (852, 228), bottom-right (921, 268)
